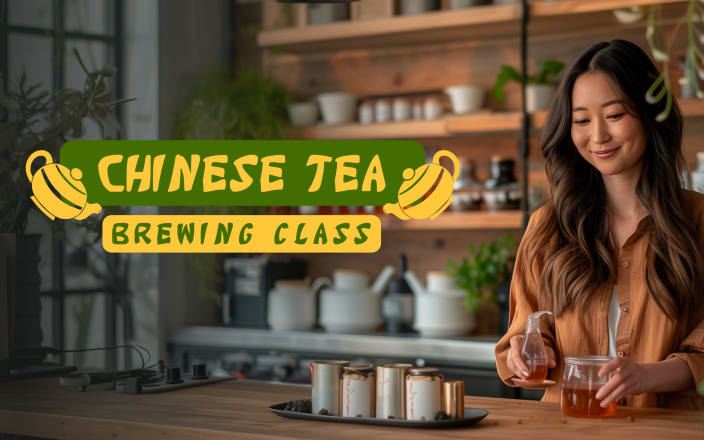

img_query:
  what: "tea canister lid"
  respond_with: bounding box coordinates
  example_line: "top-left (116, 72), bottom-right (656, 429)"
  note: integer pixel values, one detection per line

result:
top-left (343, 365), bottom-right (375, 375)
top-left (381, 363), bottom-right (413, 368)
top-left (314, 360), bottom-right (350, 365)
top-left (408, 367), bottom-right (442, 376)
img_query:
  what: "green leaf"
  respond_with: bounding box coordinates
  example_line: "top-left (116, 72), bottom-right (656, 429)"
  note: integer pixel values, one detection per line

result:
top-left (535, 60), bottom-right (565, 84)
top-left (492, 65), bottom-right (524, 102)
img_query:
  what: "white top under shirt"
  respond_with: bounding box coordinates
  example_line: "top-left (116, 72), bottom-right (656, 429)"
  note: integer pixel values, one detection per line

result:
top-left (608, 286), bottom-right (621, 358)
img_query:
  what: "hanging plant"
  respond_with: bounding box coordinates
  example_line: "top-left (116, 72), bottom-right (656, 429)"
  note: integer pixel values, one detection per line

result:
top-left (644, 1), bottom-right (704, 122)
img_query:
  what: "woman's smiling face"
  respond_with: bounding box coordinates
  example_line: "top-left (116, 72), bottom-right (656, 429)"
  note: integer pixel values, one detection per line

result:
top-left (571, 71), bottom-right (647, 177)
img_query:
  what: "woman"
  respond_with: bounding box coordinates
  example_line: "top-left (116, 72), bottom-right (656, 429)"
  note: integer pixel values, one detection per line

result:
top-left (494, 39), bottom-right (704, 409)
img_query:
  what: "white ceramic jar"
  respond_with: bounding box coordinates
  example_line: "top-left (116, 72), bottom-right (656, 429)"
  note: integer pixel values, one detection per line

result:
top-left (423, 95), bottom-right (444, 119)
top-left (358, 99), bottom-right (374, 124)
top-left (393, 97), bottom-right (411, 122)
top-left (308, 4), bottom-right (348, 25)
top-left (375, 98), bottom-right (392, 123)
top-left (448, 0), bottom-right (486, 9)
top-left (400, 0), bottom-right (437, 15)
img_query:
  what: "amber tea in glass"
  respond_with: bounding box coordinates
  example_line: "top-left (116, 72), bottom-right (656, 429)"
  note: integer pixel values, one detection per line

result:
top-left (561, 356), bottom-right (616, 418)
top-left (520, 311), bottom-right (553, 382)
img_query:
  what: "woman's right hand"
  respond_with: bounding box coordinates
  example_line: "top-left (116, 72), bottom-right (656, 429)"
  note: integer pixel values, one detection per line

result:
top-left (506, 335), bottom-right (557, 379)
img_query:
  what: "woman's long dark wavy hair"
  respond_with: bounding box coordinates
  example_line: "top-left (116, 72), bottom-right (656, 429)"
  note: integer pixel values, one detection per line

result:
top-left (530, 39), bottom-right (703, 331)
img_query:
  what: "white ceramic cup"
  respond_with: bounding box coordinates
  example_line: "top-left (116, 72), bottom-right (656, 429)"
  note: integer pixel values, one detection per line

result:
top-left (317, 92), bottom-right (357, 124)
top-left (288, 102), bottom-right (318, 126)
top-left (444, 85), bottom-right (484, 114)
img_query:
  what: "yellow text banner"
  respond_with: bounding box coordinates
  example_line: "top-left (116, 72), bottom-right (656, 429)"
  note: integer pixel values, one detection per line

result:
top-left (102, 215), bottom-right (381, 253)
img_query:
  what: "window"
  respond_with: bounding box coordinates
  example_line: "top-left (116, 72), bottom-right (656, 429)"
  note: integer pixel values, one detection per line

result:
top-left (3, 0), bottom-right (124, 369)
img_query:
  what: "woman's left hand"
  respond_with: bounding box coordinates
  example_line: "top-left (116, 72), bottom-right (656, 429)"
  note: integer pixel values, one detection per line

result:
top-left (595, 357), bottom-right (652, 407)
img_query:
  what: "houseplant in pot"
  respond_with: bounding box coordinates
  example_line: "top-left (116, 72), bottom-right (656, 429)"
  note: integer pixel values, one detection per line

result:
top-left (447, 233), bottom-right (516, 335)
top-left (0, 50), bottom-right (131, 366)
top-left (491, 59), bottom-right (565, 113)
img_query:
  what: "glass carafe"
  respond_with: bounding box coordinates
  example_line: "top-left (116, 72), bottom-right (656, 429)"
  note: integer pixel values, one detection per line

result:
top-left (520, 310), bottom-right (552, 382)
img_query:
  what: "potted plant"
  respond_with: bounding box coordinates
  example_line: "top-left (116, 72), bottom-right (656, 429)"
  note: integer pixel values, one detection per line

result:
top-left (0, 50), bottom-right (131, 366)
top-left (491, 60), bottom-right (565, 113)
top-left (447, 233), bottom-right (516, 335)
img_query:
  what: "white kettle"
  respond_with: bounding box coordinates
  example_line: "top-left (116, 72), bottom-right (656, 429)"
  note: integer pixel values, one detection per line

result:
top-left (319, 265), bottom-right (395, 333)
top-left (404, 270), bottom-right (475, 337)
top-left (267, 277), bottom-right (330, 331)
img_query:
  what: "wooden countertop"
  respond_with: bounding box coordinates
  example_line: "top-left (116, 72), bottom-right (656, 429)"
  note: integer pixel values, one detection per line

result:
top-left (0, 378), bottom-right (701, 439)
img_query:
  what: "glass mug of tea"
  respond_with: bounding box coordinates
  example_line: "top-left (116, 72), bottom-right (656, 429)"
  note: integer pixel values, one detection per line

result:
top-left (561, 356), bottom-right (616, 418)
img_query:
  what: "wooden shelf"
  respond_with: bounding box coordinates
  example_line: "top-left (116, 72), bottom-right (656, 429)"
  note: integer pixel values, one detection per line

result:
top-left (259, 3), bottom-right (521, 52)
top-left (301, 118), bottom-right (446, 140)
top-left (530, 0), bottom-right (685, 17)
top-left (259, 0), bottom-right (687, 53)
top-left (299, 111), bottom-right (548, 140)
top-left (381, 211), bottom-right (523, 231)
top-left (298, 100), bottom-right (704, 140)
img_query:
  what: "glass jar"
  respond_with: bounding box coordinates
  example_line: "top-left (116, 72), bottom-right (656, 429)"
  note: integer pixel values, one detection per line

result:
top-left (405, 367), bottom-right (443, 421)
top-left (451, 158), bottom-right (482, 212)
top-left (561, 356), bottom-right (616, 418)
top-left (483, 156), bottom-right (521, 211)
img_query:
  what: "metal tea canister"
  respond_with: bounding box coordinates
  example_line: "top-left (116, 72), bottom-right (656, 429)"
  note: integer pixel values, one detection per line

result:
top-left (443, 380), bottom-right (465, 419)
top-left (310, 361), bottom-right (348, 416)
top-left (376, 363), bottom-right (412, 419)
top-left (405, 367), bottom-right (443, 421)
top-left (341, 365), bottom-right (375, 417)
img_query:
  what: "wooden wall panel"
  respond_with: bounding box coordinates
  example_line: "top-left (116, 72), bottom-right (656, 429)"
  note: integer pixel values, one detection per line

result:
top-left (264, 41), bottom-right (522, 111)
top-left (299, 228), bottom-right (521, 281)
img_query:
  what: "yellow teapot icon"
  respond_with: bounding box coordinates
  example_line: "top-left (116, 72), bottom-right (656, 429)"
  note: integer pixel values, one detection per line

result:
top-left (383, 150), bottom-right (460, 220)
top-left (26, 150), bottom-right (102, 221)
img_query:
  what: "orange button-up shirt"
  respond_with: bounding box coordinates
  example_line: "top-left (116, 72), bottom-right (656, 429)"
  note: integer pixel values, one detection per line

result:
top-left (495, 190), bottom-right (704, 409)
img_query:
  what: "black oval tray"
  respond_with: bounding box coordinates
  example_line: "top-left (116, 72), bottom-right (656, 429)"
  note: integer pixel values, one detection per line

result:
top-left (268, 400), bottom-right (488, 429)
